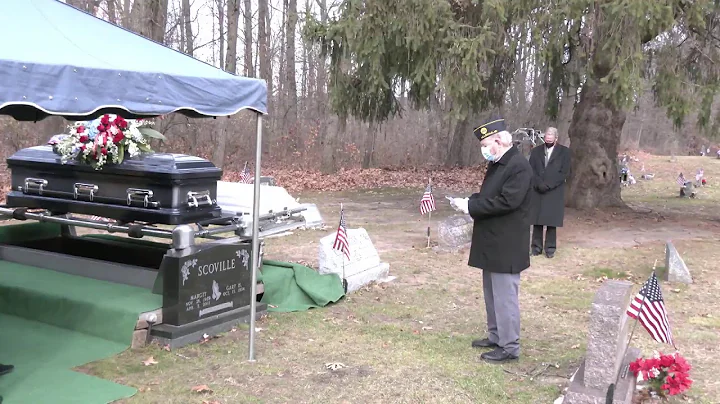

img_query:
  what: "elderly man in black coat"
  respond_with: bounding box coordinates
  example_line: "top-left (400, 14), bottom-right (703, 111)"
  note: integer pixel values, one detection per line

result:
top-left (529, 127), bottom-right (571, 258)
top-left (449, 117), bottom-right (533, 363)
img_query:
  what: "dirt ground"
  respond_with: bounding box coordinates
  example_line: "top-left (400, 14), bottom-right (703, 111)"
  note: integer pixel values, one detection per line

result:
top-left (80, 155), bottom-right (720, 404)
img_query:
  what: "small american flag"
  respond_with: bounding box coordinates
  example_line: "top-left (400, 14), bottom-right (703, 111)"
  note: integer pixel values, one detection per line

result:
top-left (239, 162), bottom-right (253, 184)
top-left (420, 184), bottom-right (436, 215)
top-left (676, 173), bottom-right (686, 186)
top-left (332, 205), bottom-right (350, 260)
top-left (626, 272), bottom-right (675, 348)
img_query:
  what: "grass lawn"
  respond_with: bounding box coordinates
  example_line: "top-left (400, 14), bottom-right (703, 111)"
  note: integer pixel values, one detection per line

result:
top-left (80, 154), bottom-right (720, 404)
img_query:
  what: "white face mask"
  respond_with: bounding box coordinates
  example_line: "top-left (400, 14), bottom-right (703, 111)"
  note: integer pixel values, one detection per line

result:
top-left (481, 146), bottom-right (495, 162)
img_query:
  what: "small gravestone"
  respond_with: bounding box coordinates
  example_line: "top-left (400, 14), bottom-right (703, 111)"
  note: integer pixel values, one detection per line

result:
top-left (564, 280), bottom-right (640, 404)
top-left (299, 203), bottom-right (324, 229)
top-left (664, 241), bottom-right (692, 284)
top-left (435, 214), bottom-right (473, 252)
top-left (318, 228), bottom-right (392, 292)
top-left (259, 176), bottom-right (276, 186)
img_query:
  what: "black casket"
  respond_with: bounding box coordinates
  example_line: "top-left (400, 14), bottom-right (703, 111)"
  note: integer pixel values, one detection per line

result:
top-left (5, 146), bottom-right (223, 225)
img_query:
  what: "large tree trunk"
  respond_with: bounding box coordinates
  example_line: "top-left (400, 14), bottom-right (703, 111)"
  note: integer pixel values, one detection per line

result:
top-left (565, 82), bottom-right (626, 209)
top-left (225, 0), bottom-right (239, 73)
top-left (243, 0), bottom-right (253, 77)
top-left (258, 0), bottom-right (272, 154)
top-left (285, 0), bottom-right (299, 154)
top-left (445, 117), bottom-right (470, 166)
top-left (182, 0), bottom-right (193, 56)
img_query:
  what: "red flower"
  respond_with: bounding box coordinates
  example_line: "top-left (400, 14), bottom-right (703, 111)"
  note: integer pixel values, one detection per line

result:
top-left (113, 132), bottom-right (125, 143)
top-left (79, 135), bottom-right (89, 143)
top-left (659, 355), bottom-right (674, 368)
top-left (100, 114), bottom-right (110, 125)
top-left (97, 124), bottom-right (105, 132)
top-left (629, 359), bottom-right (643, 375)
top-left (101, 148), bottom-right (107, 155)
top-left (113, 116), bottom-right (128, 130)
top-left (80, 144), bottom-right (86, 151)
top-left (76, 125), bottom-right (86, 134)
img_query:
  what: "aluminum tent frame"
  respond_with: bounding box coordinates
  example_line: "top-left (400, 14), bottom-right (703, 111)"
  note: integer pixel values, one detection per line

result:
top-left (0, 0), bottom-right (267, 361)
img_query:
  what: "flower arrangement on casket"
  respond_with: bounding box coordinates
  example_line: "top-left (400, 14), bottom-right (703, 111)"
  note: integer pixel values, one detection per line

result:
top-left (629, 352), bottom-right (692, 402)
top-left (50, 114), bottom-right (166, 170)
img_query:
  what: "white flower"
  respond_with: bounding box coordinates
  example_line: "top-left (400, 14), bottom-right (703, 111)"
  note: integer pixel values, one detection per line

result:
top-left (127, 143), bottom-right (140, 157)
top-left (651, 368), bottom-right (660, 378)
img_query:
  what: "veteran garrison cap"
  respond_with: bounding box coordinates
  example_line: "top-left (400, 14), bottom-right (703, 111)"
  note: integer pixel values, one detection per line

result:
top-left (473, 118), bottom-right (506, 141)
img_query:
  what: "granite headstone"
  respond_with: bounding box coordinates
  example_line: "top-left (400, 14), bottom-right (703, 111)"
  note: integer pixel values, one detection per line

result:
top-left (161, 242), bottom-right (253, 326)
top-left (318, 228), bottom-right (391, 292)
top-left (564, 280), bottom-right (640, 404)
top-left (435, 214), bottom-right (473, 252)
top-left (664, 241), bottom-right (692, 284)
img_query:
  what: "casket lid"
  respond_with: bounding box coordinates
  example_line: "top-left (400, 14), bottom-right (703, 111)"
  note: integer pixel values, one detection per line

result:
top-left (6, 145), bottom-right (222, 179)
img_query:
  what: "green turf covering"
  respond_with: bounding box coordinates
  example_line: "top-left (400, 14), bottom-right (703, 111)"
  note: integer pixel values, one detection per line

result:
top-left (259, 260), bottom-right (345, 312)
top-left (0, 260), bottom-right (162, 403)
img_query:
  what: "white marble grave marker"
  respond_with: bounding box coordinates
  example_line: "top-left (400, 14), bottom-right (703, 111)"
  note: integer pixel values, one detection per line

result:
top-left (318, 228), bottom-right (392, 292)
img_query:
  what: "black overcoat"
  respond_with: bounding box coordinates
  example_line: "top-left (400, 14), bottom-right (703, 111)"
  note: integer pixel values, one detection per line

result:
top-left (467, 146), bottom-right (533, 274)
top-left (528, 144), bottom-right (571, 227)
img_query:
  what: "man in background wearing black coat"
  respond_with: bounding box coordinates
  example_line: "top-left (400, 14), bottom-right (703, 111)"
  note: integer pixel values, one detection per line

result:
top-left (529, 127), bottom-right (571, 258)
top-left (449, 117), bottom-right (533, 363)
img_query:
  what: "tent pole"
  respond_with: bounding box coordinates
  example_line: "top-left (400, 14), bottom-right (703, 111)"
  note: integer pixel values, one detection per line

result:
top-left (248, 113), bottom-right (263, 362)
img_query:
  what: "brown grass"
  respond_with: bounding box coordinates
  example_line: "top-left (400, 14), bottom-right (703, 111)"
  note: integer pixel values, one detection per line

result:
top-left (78, 154), bottom-right (720, 404)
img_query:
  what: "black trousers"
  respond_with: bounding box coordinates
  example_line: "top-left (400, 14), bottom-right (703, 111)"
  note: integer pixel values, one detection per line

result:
top-left (531, 225), bottom-right (556, 254)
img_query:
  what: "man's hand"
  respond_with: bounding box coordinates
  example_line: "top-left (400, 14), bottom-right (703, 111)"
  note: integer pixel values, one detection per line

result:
top-left (536, 183), bottom-right (550, 193)
top-left (454, 197), bottom-right (469, 214)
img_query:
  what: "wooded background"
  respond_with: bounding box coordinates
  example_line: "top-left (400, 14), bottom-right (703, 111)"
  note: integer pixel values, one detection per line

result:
top-left (0, 1), bottom-right (717, 203)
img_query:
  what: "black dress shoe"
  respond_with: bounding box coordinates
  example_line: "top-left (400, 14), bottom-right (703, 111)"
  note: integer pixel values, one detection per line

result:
top-left (471, 338), bottom-right (498, 348)
top-left (531, 250), bottom-right (542, 256)
top-left (0, 364), bottom-right (14, 376)
top-left (545, 252), bottom-right (554, 258)
top-left (481, 347), bottom-right (519, 363)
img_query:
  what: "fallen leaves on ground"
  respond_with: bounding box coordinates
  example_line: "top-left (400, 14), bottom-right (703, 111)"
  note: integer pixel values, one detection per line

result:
top-left (324, 362), bottom-right (347, 371)
top-left (223, 166), bottom-right (486, 193)
top-left (142, 356), bottom-right (158, 366)
top-left (191, 384), bottom-right (213, 393)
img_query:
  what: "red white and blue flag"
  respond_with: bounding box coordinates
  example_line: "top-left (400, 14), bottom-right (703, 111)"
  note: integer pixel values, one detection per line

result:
top-left (332, 205), bottom-right (350, 260)
top-left (239, 162), bottom-right (253, 184)
top-left (420, 184), bottom-right (436, 215)
top-left (626, 272), bottom-right (675, 348)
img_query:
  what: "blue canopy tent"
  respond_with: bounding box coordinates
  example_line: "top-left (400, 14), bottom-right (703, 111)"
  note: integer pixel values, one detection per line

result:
top-left (0, 0), bottom-right (266, 360)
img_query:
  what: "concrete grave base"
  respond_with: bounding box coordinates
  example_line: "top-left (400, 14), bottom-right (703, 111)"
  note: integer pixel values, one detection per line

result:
top-left (564, 348), bottom-right (640, 404)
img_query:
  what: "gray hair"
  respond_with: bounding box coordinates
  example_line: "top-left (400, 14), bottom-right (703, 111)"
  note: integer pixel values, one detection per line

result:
top-left (495, 130), bottom-right (514, 147)
top-left (545, 127), bottom-right (558, 138)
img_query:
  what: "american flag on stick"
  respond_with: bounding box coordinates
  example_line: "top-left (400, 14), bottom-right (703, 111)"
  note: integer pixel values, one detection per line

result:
top-left (239, 162), bottom-right (253, 184)
top-left (420, 184), bottom-right (436, 215)
top-left (676, 173), bottom-right (686, 186)
top-left (332, 204), bottom-right (350, 260)
top-left (626, 272), bottom-right (675, 348)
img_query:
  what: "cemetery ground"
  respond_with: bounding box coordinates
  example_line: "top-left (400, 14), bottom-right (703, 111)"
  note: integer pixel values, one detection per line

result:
top-left (79, 155), bottom-right (719, 404)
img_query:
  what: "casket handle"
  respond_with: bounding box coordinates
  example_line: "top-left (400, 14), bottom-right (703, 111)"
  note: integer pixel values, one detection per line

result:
top-left (127, 188), bottom-right (154, 208)
top-left (23, 178), bottom-right (48, 195)
top-left (187, 190), bottom-right (212, 208)
top-left (74, 183), bottom-right (98, 201)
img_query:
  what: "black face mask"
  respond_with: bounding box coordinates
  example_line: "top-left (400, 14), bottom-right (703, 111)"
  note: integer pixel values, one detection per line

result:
top-left (545, 141), bottom-right (555, 148)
